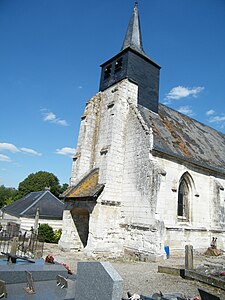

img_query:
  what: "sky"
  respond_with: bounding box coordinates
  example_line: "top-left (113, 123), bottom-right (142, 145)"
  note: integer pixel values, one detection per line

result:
top-left (0, 0), bottom-right (225, 188)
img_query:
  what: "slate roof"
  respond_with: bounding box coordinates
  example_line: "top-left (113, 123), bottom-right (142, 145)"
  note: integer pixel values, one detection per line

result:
top-left (139, 104), bottom-right (225, 175)
top-left (2, 190), bottom-right (64, 219)
top-left (121, 2), bottom-right (144, 55)
top-left (63, 168), bottom-right (104, 200)
top-left (119, 2), bottom-right (160, 68)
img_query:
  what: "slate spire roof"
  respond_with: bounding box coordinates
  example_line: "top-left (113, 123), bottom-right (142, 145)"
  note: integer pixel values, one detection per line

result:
top-left (121, 2), bottom-right (144, 54)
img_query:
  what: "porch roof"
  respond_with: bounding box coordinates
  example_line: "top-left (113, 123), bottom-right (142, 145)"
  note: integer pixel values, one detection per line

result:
top-left (62, 168), bottom-right (104, 200)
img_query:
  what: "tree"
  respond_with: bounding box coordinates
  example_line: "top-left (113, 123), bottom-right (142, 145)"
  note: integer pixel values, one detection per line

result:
top-left (17, 171), bottom-right (67, 198)
top-left (0, 185), bottom-right (18, 208)
top-left (59, 183), bottom-right (69, 194)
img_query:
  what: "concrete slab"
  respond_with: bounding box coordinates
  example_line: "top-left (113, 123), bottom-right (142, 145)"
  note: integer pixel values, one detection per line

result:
top-left (4, 279), bottom-right (75, 300)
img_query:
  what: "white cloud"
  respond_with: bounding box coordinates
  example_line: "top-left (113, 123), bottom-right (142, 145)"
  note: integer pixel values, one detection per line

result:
top-left (43, 112), bottom-right (56, 121)
top-left (55, 147), bottom-right (75, 157)
top-left (164, 86), bottom-right (204, 102)
top-left (177, 106), bottom-right (194, 116)
top-left (42, 111), bottom-right (69, 126)
top-left (206, 109), bottom-right (215, 116)
top-left (78, 86), bottom-right (83, 89)
top-left (20, 148), bottom-right (42, 156)
top-left (0, 142), bottom-right (42, 159)
top-left (209, 115), bottom-right (225, 123)
top-left (56, 119), bottom-right (68, 126)
top-left (0, 154), bottom-right (11, 162)
top-left (0, 143), bottom-right (20, 153)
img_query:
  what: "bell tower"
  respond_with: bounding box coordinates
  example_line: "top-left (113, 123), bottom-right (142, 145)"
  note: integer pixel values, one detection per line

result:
top-left (99, 2), bottom-right (161, 113)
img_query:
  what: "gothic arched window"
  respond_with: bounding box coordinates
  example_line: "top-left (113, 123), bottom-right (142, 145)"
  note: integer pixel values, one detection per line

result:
top-left (177, 177), bottom-right (189, 220)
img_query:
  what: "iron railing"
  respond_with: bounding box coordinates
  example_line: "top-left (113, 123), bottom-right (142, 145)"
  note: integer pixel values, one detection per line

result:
top-left (0, 223), bottom-right (44, 259)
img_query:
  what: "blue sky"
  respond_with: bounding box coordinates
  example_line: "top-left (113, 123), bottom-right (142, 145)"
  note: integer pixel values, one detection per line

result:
top-left (0, 0), bottom-right (225, 188)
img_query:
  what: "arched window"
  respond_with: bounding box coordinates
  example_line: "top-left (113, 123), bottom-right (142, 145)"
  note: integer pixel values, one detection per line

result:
top-left (177, 173), bottom-right (193, 220)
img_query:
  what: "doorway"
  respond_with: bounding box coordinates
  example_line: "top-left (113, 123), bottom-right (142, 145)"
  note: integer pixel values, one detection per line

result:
top-left (71, 207), bottom-right (90, 247)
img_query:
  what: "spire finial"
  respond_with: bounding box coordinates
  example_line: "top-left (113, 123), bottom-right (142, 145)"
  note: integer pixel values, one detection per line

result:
top-left (121, 1), bottom-right (144, 53)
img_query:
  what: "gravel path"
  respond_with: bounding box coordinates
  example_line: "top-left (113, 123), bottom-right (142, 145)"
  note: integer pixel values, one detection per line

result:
top-left (43, 244), bottom-right (225, 299)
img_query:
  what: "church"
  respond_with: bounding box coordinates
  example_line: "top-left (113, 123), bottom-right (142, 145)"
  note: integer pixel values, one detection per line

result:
top-left (59, 3), bottom-right (225, 260)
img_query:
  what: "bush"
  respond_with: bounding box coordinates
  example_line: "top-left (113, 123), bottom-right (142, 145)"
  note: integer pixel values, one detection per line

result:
top-left (38, 224), bottom-right (62, 243)
top-left (38, 224), bottom-right (55, 243)
top-left (53, 229), bottom-right (62, 243)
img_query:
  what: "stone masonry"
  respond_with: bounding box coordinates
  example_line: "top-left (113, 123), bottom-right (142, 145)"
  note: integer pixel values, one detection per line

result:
top-left (59, 79), bottom-right (165, 260)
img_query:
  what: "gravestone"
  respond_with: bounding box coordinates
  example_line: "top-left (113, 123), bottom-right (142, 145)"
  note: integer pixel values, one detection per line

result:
top-left (74, 261), bottom-right (123, 300)
top-left (185, 244), bottom-right (193, 270)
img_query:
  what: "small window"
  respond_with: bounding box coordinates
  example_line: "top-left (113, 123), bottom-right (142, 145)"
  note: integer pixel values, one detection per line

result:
top-left (177, 178), bottom-right (189, 219)
top-left (104, 64), bottom-right (112, 79)
top-left (115, 57), bottom-right (123, 72)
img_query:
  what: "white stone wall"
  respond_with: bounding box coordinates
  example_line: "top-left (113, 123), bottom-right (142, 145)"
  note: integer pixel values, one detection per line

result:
top-left (155, 155), bottom-right (225, 252)
top-left (58, 209), bottom-right (83, 251)
top-left (118, 102), bottom-right (165, 259)
top-left (85, 203), bottom-right (124, 258)
top-left (71, 93), bottom-right (102, 185)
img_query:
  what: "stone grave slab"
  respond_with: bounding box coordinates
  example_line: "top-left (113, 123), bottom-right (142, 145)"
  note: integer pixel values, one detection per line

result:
top-left (74, 261), bottom-right (123, 300)
top-left (0, 258), bottom-right (68, 284)
top-left (3, 279), bottom-right (75, 300)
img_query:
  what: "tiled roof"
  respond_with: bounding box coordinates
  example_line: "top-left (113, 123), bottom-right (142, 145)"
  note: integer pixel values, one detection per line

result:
top-left (3, 190), bottom-right (64, 219)
top-left (63, 168), bottom-right (104, 199)
top-left (139, 104), bottom-right (225, 174)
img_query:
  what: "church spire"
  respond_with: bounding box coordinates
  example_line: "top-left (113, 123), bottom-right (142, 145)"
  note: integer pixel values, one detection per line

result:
top-left (99, 2), bottom-right (160, 114)
top-left (121, 2), bottom-right (144, 54)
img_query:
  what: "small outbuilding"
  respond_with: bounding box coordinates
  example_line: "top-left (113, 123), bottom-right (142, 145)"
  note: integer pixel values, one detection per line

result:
top-left (1, 190), bottom-right (64, 231)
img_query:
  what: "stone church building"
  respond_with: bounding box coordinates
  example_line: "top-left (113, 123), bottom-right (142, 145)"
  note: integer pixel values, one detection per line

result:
top-left (59, 4), bottom-right (225, 260)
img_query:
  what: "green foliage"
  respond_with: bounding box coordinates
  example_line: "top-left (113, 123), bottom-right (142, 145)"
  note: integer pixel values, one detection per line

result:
top-left (53, 229), bottom-right (62, 243)
top-left (38, 224), bottom-right (62, 243)
top-left (60, 183), bottom-right (69, 194)
top-left (0, 171), bottom-right (68, 208)
top-left (38, 224), bottom-right (55, 243)
top-left (18, 171), bottom-right (64, 198)
top-left (0, 185), bottom-right (18, 208)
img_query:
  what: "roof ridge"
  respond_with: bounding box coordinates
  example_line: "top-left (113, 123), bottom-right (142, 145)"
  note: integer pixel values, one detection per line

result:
top-left (47, 191), bottom-right (64, 204)
top-left (20, 190), bottom-right (47, 215)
